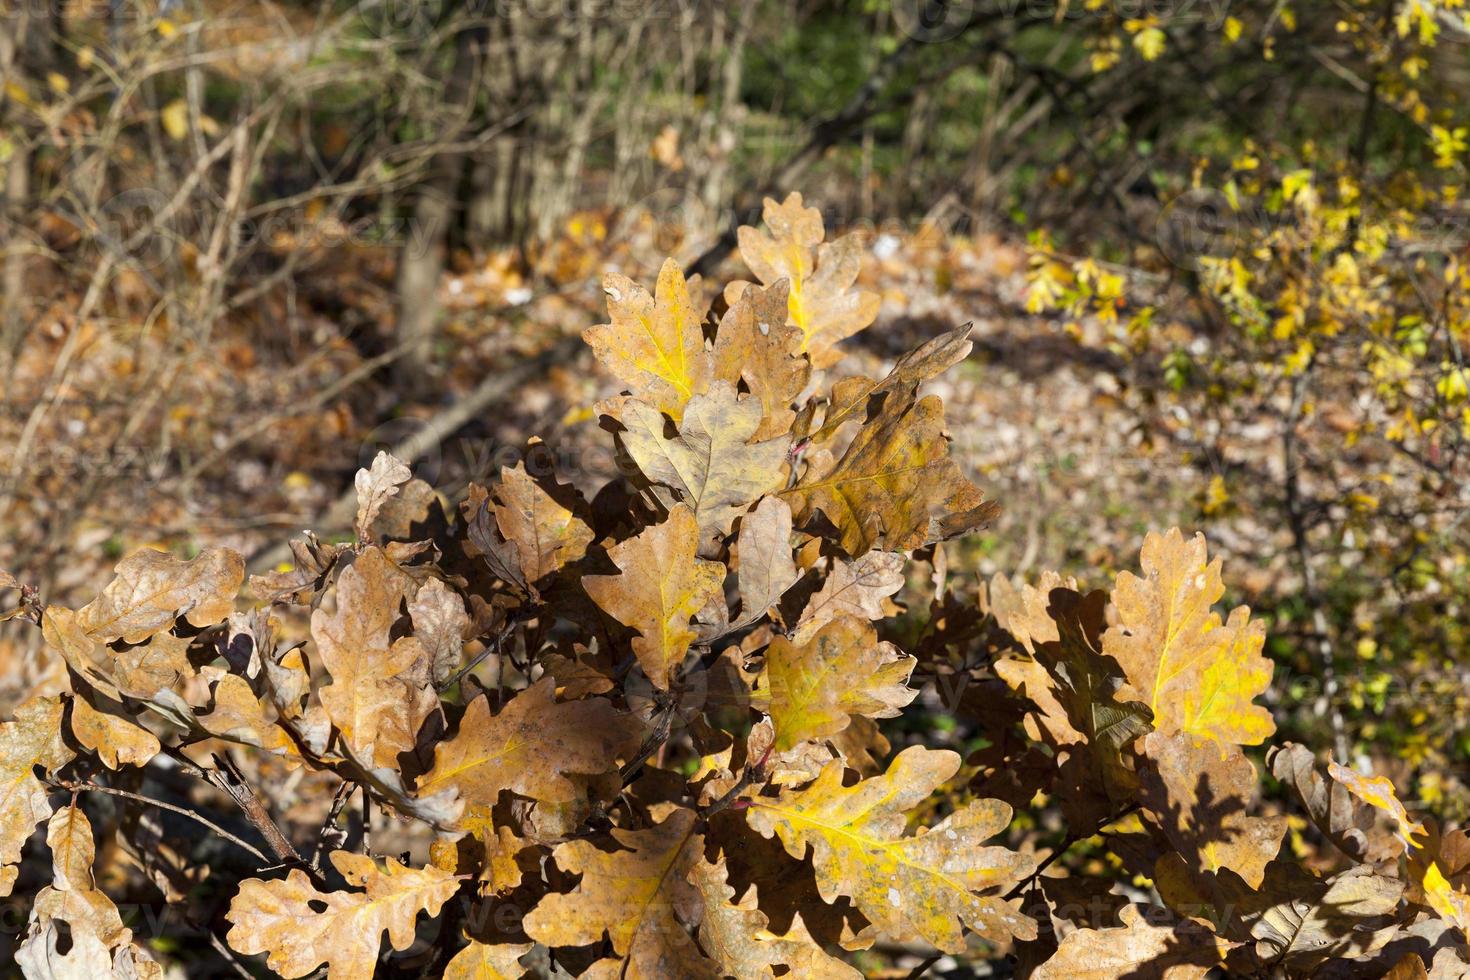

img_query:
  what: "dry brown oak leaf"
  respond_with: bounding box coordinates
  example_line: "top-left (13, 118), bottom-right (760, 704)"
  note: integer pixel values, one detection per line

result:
top-left (0, 696), bottom-right (72, 897)
top-left (225, 850), bottom-right (459, 980)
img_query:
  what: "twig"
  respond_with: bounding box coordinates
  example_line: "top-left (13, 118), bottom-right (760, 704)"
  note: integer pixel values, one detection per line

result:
top-left (48, 778), bottom-right (270, 865)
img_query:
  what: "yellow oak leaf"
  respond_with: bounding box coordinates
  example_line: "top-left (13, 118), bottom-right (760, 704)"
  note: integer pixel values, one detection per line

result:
top-left (735, 193), bottom-right (879, 367)
top-left (752, 615), bottom-right (916, 753)
top-left (585, 257), bottom-right (713, 420)
top-left (582, 504), bottom-right (725, 689)
top-left (0, 696), bottom-right (72, 897)
top-left (418, 677), bottom-right (642, 818)
top-left (226, 850), bottom-right (459, 980)
top-left (311, 547), bottom-right (437, 769)
top-left (792, 549), bottom-right (905, 641)
top-left (523, 808), bottom-right (714, 976)
top-left (1103, 528), bottom-right (1274, 746)
top-left (620, 380), bottom-right (789, 547)
top-left (746, 745), bottom-right (1036, 953)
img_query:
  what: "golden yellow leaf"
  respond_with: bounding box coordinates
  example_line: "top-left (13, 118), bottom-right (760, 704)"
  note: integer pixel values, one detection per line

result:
top-left (582, 504), bottom-right (725, 689)
top-left (160, 99), bottom-right (189, 141)
top-left (621, 380), bottom-right (789, 546)
top-left (585, 257), bottom-right (712, 420)
top-left (419, 677), bottom-right (642, 818)
top-left (523, 808), bottom-right (713, 976)
top-left (311, 547), bottom-right (437, 769)
top-left (226, 850), bottom-right (459, 980)
top-left (0, 696), bottom-right (72, 897)
top-left (752, 615), bottom-right (916, 753)
top-left (735, 193), bottom-right (879, 367)
top-left (1103, 528), bottom-right (1274, 746)
top-left (746, 745), bottom-right (1036, 952)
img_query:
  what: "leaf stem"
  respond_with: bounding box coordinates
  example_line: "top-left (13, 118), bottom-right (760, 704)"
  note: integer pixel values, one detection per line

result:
top-left (48, 777), bottom-right (271, 865)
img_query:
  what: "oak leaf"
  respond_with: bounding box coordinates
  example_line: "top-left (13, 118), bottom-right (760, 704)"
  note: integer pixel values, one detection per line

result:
top-left (785, 390), bottom-right (995, 556)
top-left (746, 745), bottom-right (1036, 952)
top-left (419, 677), bottom-right (642, 818)
top-left (1139, 732), bottom-right (1287, 890)
top-left (69, 693), bottom-right (159, 769)
top-left (311, 547), bottom-right (437, 769)
top-left (465, 460), bottom-right (594, 598)
top-left (712, 278), bottom-right (810, 440)
top-left (734, 193), bottom-right (879, 367)
top-left (444, 941), bottom-right (531, 980)
top-left (585, 257), bottom-right (712, 420)
top-left (409, 578), bottom-right (471, 686)
top-left (733, 495), bottom-right (800, 628)
top-left (16, 805), bottom-right (162, 979)
top-left (800, 325), bottom-right (976, 446)
top-left (687, 857), bottom-right (859, 979)
top-left (226, 851), bottom-right (458, 980)
top-left (523, 808), bottom-right (712, 976)
top-left (621, 381), bottom-right (789, 546)
top-left (582, 504), bottom-right (725, 689)
top-left (0, 696), bottom-right (72, 897)
top-left (1329, 760), bottom-right (1428, 849)
top-left (1103, 528), bottom-right (1274, 746)
top-left (792, 550), bottom-right (905, 641)
top-left (354, 451), bottom-right (413, 544)
top-left (77, 546), bottom-right (243, 644)
top-left (752, 615), bottom-right (916, 753)
top-left (1268, 743), bottom-right (1401, 863)
top-left (1033, 903), bottom-right (1233, 979)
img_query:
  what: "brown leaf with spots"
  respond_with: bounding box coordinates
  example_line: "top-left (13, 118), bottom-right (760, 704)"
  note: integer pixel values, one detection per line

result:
top-left (0, 696), bottom-right (73, 897)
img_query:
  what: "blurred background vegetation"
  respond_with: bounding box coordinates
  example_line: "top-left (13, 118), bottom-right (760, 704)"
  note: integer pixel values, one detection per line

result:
top-left (2, 0), bottom-right (1469, 871)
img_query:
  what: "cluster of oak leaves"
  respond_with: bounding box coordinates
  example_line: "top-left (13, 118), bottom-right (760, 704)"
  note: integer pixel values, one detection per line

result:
top-left (3, 194), bottom-right (1470, 980)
